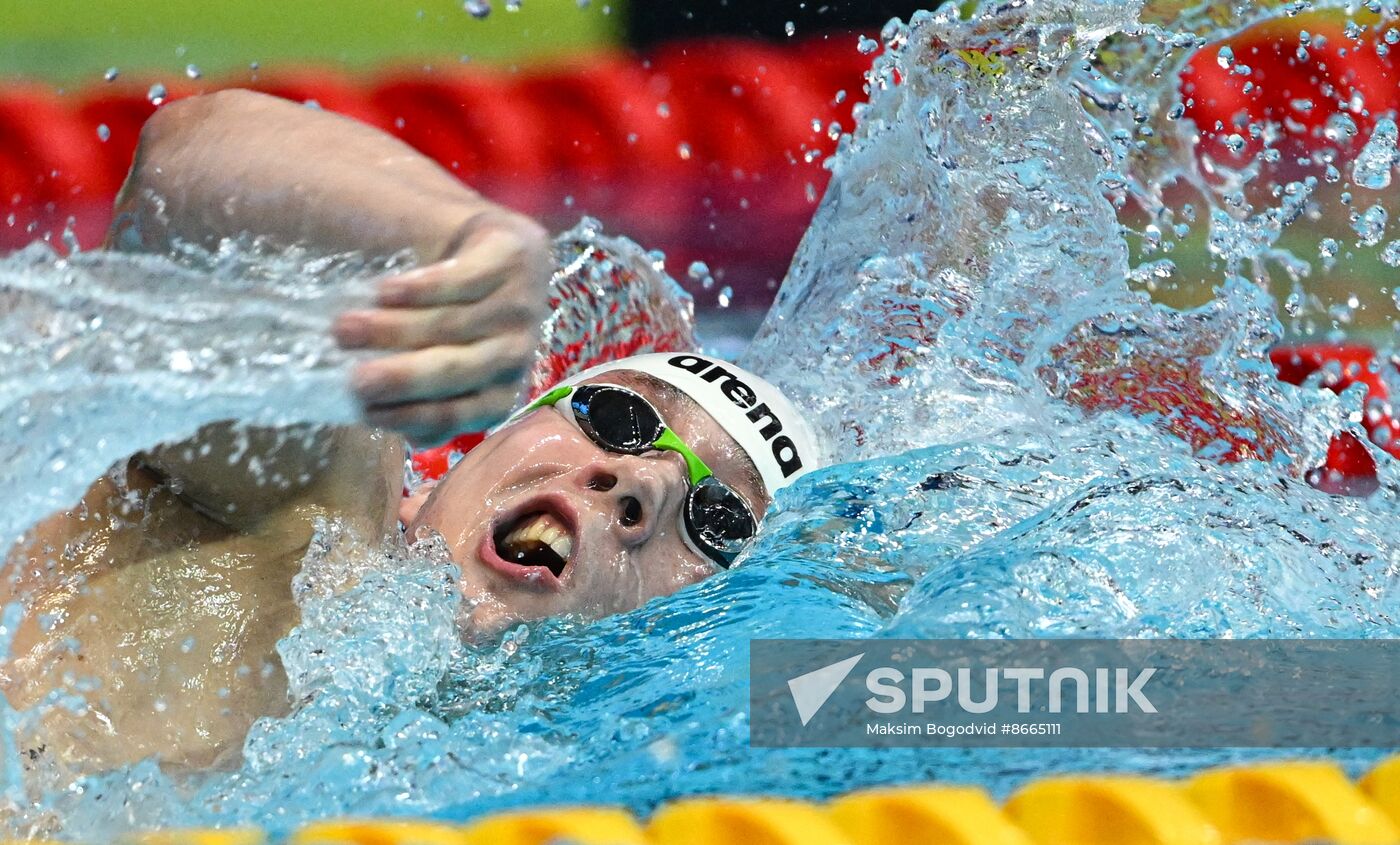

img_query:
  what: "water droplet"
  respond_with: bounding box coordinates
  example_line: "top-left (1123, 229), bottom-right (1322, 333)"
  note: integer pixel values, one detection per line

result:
top-left (1216, 46), bottom-right (1234, 68)
top-left (687, 261), bottom-right (710, 281)
top-left (505, 0), bottom-right (521, 9)
top-left (657, 102), bottom-right (670, 118)
top-left (785, 20), bottom-right (796, 37)
top-left (464, 0), bottom-right (491, 18)
top-left (1319, 237), bottom-right (1340, 259)
top-left (96, 124), bottom-right (110, 142)
top-left (103, 67), bottom-right (119, 82)
top-left (1352, 204), bottom-right (1388, 246)
top-left (185, 63), bottom-right (202, 80)
top-left (857, 35), bottom-right (879, 55)
top-left (676, 142), bottom-right (692, 160)
top-left (147, 83), bottom-right (167, 105)
top-left (169, 349), bottom-right (194, 373)
top-left (1352, 118), bottom-right (1397, 190)
top-left (834, 89), bottom-right (847, 104)
top-left (1324, 112), bottom-right (1358, 145)
top-left (1382, 240), bottom-right (1400, 267)
top-left (717, 285), bottom-right (733, 307)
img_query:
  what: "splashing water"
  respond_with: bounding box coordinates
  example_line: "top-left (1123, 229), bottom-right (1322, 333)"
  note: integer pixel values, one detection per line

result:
top-left (3, 0), bottom-right (1400, 839)
top-left (0, 243), bottom-right (380, 548)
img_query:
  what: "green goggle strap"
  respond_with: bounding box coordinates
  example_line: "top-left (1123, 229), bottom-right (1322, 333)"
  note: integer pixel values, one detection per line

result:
top-left (525, 385), bottom-right (715, 486)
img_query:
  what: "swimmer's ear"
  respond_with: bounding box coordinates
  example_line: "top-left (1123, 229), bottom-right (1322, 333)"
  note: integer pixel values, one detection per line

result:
top-left (399, 480), bottom-right (438, 527)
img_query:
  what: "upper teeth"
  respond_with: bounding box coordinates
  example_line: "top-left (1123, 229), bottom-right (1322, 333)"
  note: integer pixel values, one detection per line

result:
top-left (503, 513), bottom-right (573, 562)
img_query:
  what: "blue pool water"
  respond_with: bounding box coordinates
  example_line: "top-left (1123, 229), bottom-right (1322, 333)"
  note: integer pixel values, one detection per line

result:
top-left (2, 0), bottom-right (1399, 839)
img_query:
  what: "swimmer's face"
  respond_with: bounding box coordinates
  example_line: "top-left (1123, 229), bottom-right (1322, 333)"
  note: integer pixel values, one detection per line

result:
top-left (404, 371), bottom-right (769, 636)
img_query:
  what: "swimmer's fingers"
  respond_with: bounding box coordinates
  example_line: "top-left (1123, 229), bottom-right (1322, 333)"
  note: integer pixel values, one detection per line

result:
top-left (333, 295), bottom-right (541, 351)
top-left (351, 333), bottom-right (532, 407)
top-left (375, 220), bottom-right (551, 309)
top-left (362, 383), bottom-right (521, 446)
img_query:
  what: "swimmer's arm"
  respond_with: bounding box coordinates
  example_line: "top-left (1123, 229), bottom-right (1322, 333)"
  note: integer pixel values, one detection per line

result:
top-left (112, 89), bottom-right (552, 446)
top-left (132, 422), bottom-right (403, 536)
top-left (110, 88), bottom-right (500, 260)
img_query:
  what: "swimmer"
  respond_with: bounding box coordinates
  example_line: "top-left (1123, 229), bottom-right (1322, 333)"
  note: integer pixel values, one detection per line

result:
top-left (0, 90), bottom-right (822, 774)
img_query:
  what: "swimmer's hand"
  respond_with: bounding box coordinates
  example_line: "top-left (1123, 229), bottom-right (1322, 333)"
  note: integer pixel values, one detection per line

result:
top-left (332, 211), bottom-right (552, 445)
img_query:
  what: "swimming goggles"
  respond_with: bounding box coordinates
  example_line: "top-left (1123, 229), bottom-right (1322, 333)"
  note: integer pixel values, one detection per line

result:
top-left (522, 383), bottom-right (758, 568)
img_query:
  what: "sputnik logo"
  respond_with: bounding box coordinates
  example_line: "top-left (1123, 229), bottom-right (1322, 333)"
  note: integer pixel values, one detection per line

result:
top-left (786, 653), bottom-right (864, 726)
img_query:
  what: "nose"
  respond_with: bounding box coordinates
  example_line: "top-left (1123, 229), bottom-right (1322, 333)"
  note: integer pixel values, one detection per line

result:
top-left (580, 453), bottom-right (678, 546)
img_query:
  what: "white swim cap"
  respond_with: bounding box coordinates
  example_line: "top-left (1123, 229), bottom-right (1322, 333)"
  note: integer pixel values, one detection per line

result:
top-left (524, 352), bottom-right (824, 496)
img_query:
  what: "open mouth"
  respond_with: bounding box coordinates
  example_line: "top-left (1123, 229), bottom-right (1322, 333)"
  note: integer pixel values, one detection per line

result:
top-left (491, 507), bottom-right (576, 580)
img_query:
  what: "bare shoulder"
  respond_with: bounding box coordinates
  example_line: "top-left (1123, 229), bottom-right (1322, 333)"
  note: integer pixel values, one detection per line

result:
top-left (0, 423), bottom-right (405, 774)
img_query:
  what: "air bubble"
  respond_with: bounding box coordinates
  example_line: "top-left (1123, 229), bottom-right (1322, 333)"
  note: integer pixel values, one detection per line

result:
top-left (464, 0), bottom-right (491, 18)
top-left (147, 83), bottom-right (167, 105)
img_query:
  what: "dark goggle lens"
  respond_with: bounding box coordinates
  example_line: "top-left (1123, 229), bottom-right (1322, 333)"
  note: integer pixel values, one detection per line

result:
top-left (684, 477), bottom-right (758, 568)
top-left (571, 385), bottom-right (665, 453)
